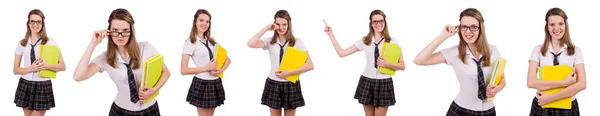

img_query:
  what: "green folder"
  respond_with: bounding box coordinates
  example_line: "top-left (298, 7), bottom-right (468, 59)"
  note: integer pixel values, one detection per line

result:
top-left (38, 45), bottom-right (60, 79)
top-left (140, 54), bottom-right (163, 104)
top-left (378, 42), bottom-right (402, 75)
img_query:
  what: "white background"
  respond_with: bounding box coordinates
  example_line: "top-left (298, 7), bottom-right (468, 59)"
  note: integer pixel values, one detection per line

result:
top-left (0, 0), bottom-right (598, 116)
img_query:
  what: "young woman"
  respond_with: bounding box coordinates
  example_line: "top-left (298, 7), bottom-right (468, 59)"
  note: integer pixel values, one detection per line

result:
top-left (73, 8), bottom-right (170, 116)
top-left (181, 9), bottom-right (231, 116)
top-left (247, 10), bottom-right (314, 116)
top-left (323, 10), bottom-right (405, 116)
top-left (13, 9), bottom-right (66, 116)
top-left (413, 8), bottom-right (506, 116)
top-left (527, 8), bottom-right (586, 116)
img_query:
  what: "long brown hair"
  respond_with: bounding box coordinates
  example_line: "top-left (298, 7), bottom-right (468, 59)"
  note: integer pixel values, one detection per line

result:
top-left (269, 10), bottom-right (296, 47)
top-left (458, 8), bottom-right (491, 66)
top-left (20, 9), bottom-right (49, 46)
top-left (540, 8), bottom-right (575, 56)
top-left (105, 8), bottom-right (141, 69)
top-left (363, 10), bottom-right (391, 45)
top-left (188, 9), bottom-right (216, 45)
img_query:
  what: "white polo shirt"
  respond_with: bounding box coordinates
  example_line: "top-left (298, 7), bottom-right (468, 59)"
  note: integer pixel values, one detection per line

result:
top-left (92, 42), bottom-right (159, 111)
top-left (182, 37), bottom-right (220, 80)
top-left (529, 44), bottom-right (584, 101)
top-left (440, 44), bottom-right (501, 111)
top-left (260, 37), bottom-right (307, 82)
top-left (353, 37), bottom-right (399, 79)
top-left (14, 38), bottom-right (60, 82)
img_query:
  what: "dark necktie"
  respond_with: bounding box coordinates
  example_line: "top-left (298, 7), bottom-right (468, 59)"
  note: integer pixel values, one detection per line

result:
top-left (123, 60), bottom-right (139, 103)
top-left (552, 52), bottom-right (561, 66)
top-left (373, 38), bottom-right (384, 68)
top-left (30, 39), bottom-right (42, 65)
top-left (200, 40), bottom-right (214, 60)
top-left (472, 57), bottom-right (487, 100)
top-left (278, 40), bottom-right (289, 64)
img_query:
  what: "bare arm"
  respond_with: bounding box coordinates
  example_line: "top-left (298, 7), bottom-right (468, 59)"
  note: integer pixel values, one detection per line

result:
top-left (248, 23), bottom-right (277, 48)
top-left (548, 64), bottom-right (586, 101)
top-left (180, 54), bottom-right (214, 75)
top-left (152, 62), bottom-right (171, 90)
top-left (323, 20), bottom-right (359, 58)
top-left (414, 25), bottom-right (458, 66)
top-left (526, 60), bottom-right (572, 90)
top-left (74, 30), bottom-right (108, 82)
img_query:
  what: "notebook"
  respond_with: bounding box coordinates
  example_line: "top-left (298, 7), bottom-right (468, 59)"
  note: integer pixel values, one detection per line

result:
top-left (278, 46), bottom-right (308, 83)
top-left (38, 45), bottom-right (60, 79)
top-left (378, 42), bottom-right (402, 75)
top-left (538, 65), bottom-right (573, 109)
top-left (214, 44), bottom-right (227, 78)
top-left (484, 58), bottom-right (506, 102)
top-left (140, 54), bottom-right (164, 104)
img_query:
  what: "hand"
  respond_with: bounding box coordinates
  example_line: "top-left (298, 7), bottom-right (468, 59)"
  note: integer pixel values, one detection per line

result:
top-left (264, 23), bottom-right (279, 31)
top-left (439, 25), bottom-right (459, 39)
top-left (323, 19), bottom-right (333, 35)
top-left (486, 85), bottom-right (500, 97)
top-left (37, 58), bottom-right (48, 70)
top-left (204, 59), bottom-right (216, 71)
top-left (377, 57), bottom-right (391, 67)
top-left (138, 87), bottom-right (158, 103)
top-left (536, 92), bottom-right (554, 106)
top-left (210, 68), bottom-right (224, 76)
top-left (91, 29), bottom-right (109, 45)
top-left (29, 59), bottom-right (43, 72)
top-left (562, 72), bottom-right (577, 85)
top-left (276, 70), bottom-right (291, 79)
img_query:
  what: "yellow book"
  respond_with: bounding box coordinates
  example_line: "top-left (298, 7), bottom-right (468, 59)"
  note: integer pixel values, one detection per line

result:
top-left (140, 54), bottom-right (163, 104)
top-left (38, 45), bottom-right (60, 79)
top-left (278, 46), bottom-right (308, 83)
top-left (484, 58), bottom-right (506, 102)
top-left (214, 44), bottom-right (227, 78)
top-left (538, 65), bottom-right (573, 109)
top-left (378, 42), bottom-right (402, 75)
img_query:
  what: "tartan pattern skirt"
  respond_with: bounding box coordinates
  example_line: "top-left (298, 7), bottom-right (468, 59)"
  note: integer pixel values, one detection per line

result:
top-left (261, 78), bottom-right (305, 110)
top-left (446, 101), bottom-right (496, 116)
top-left (354, 75), bottom-right (396, 107)
top-left (530, 97), bottom-right (580, 116)
top-left (186, 77), bottom-right (226, 108)
top-left (109, 102), bottom-right (161, 116)
top-left (14, 78), bottom-right (55, 110)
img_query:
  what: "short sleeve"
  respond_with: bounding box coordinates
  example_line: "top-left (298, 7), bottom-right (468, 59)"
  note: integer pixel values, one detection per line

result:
top-left (92, 52), bottom-right (106, 73)
top-left (141, 42), bottom-right (159, 60)
top-left (390, 38), bottom-right (399, 44)
top-left (293, 38), bottom-right (307, 51)
top-left (440, 46), bottom-right (459, 66)
top-left (261, 38), bottom-right (271, 50)
top-left (529, 46), bottom-right (541, 62)
top-left (491, 45), bottom-right (501, 58)
top-left (353, 39), bottom-right (366, 51)
top-left (14, 42), bottom-right (24, 55)
top-left (182, 39), bottom-right (194, 55)
top-left (574, 47), bottom-right (584, 65)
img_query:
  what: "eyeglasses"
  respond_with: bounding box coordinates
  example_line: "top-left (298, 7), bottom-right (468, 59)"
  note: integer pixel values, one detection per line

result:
top-left (459, 25), bottom-right (480, 32)
top-left (371, 19), bottom-right (385, 24)
top-left (29, 20), bottom-right (42, 25)
top-left (109, 31), bottom-right (131, 37)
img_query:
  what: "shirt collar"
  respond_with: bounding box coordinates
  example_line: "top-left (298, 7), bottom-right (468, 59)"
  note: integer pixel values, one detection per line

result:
top-left (116, 52), bottom-right (128, 64)
top-left (466, 46), bottom-right (482, 60)
top-left (547, 43), bottom-right (568, 54)
top-left (197, 35), bottom-right (209, 44)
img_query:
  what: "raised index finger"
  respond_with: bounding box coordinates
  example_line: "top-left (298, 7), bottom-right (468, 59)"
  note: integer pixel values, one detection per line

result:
top-left (322, 19), bottom-right (329, 26)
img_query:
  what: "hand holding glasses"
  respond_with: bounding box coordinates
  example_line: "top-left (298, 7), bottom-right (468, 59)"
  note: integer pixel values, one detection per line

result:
top-left (91, 29), bottom-right (132, 45)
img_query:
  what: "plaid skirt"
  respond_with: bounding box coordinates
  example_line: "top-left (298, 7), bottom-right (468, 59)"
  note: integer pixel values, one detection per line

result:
top-left (261, 78), bottom-right (305, 110)
top-left (446, 101), bottom-right (496, 116)
top-left (109, 102), bottom-right (161, 116)
top-left (529, 97), bottom-right (580, 116)
top-left (186, 77), bottom-right (226, 108)
top-left (14, 78), bottom-right (55, 110)
top-left (354, 75), bottom-right (396, 106)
